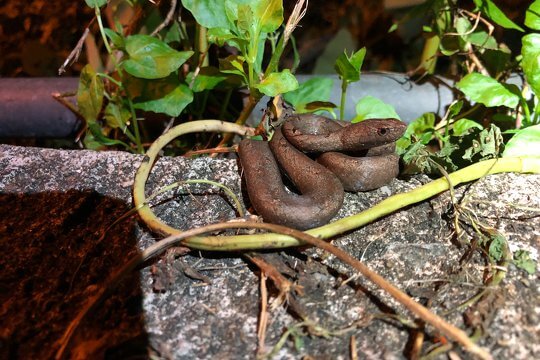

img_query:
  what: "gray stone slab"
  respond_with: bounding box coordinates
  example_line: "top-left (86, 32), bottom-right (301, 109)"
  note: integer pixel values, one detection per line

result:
top-left (0, 144), bottom-right (538, 359)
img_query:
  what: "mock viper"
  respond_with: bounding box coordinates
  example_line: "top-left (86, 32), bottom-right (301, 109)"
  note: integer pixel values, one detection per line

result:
top-left (238, 114), bottom-right (406, 230)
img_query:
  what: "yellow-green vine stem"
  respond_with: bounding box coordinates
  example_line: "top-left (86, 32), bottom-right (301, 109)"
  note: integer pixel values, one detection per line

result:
top-left (185, 157), bottom-right (540, 250)
top-left (133, 120), bottom-right (255, 235)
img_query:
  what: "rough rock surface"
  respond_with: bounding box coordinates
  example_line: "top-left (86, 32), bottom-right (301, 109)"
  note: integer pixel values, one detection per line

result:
top-left (0, 144), bottom-right (538, 359)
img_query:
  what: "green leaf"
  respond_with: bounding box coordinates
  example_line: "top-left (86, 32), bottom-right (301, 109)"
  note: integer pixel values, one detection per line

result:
top-left (502, 124), bottom-right (540, 158)
top-left (454, 15), bottom-right (499, 50)
top-left (334, 52), bottom-right (359, 81)
top-left (481, 47), bottom-right (512, 76)
top-left (292, 330), bottom-right (304, 351)
top-left (126, 75), bottom-right (194, 117)
top-left (181, 0), bottom-right (232, 29)
top-left (207, 27), bottom-right (245, 49)
top-left (462, 124), bottom-right (503, 160)
top-left (219, 55), bottom-right (248, 83)
top-left (437, 140), bottom-right (460, 172)
top-left (304, 101), bottom-right (338, 117)
top-left (388, 23), bottom-right (398, 33)
top-left (447, 100), bottom-right (464, 120)
top-left (133, 82), bottom-right (193, 117)
top-left (440, 35), bottom-right (461, 56)
top-left (513, 250), bottom-right (537, 274)
top-left (77, 65), bottom-right (104, 123)
top-left (456, 73), bottom-right (520, 108)
top-left (254, 69), bottom-right (298, 97)
top-left (400, 141), bottom-right (435, 172)
top-left (454, 10), bottom-right (499, 50)
top-left (525, 0), bottom-right (540, 30)
top-left (466, 31), bottom-right (498, 50)
top-left (396, 113), bottom-right (435, 155)
top-left (452, 119), bottom-right (483, 136)
top-left (186, 67), bottom-right (228, 92)
top-left (104, 102), bottom-right (131, 130)
top-left (395, 136), bottom-right (412, 155)
top-left (123, 35), bottom-right (193, 79)
top-left (521, 34), bottom-right (540, 98)
top-left (236, 4), bottom-right (256, 39)
top-left (349, 47), bottom-right (367, 69)
top-left (404, 113), bottom-right (435, 144)
top-left (86, 123), bottom-right (130, 149)
top-left (253, 32), bottom-right (267, 74)
top-left (334, 47), bottom-right (366, 83)
top-left (283, 77), bottom-right (334, 113)
top-left (84, 0), bottom-right (107, 9)
top-left (472, 0), bottom-right (524, 32)
top-left (252, 0), bottom-right (283, 33)
top-left (492, 113), bottom-right (516, 124)
top-left (219, 55), bottom-right (246, 75)
top-left (455, 16), bottom-right (472, 35)
top-left (488, 233), bottom-right (506, 262)
top-left (164, 21), bottom-right (183, 43)
top-left (103, 28), bottom-right (125, 49)
top-left (352, 96), bottom-right (400, 123)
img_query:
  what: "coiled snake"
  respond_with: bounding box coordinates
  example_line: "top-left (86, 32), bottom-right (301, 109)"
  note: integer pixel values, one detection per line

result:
top-left (238, 114), bottom-right (406, 229)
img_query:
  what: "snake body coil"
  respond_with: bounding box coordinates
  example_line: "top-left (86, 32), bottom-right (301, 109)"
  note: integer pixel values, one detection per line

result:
top-left (239, 114), bottom-right (406, 230)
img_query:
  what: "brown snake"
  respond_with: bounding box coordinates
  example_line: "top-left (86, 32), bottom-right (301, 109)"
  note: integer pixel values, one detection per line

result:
top-left (238, 114), bottom-right (406, 230)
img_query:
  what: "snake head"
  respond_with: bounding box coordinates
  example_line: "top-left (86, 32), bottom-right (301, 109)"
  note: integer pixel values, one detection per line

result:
top-left (340, 118), bottom-right (406, 151)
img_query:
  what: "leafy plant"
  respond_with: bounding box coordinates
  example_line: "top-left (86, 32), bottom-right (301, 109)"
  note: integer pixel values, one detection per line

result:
top-left (396, 0), bottom-right (540, 175)
top-left (72, 0), bottom-right (539, 166)
top-left (513, 249), bottom-right (537, 275)
top-left (74, 0), bottom-right (307, 152)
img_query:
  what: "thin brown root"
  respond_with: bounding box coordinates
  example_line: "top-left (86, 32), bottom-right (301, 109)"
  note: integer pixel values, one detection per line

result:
top-left (257, 272), bottom-right (269, 357)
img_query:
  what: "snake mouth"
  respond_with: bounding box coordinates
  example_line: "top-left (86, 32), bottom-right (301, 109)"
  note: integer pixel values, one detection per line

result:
top-left (238, 114), bottom-right (406, 229)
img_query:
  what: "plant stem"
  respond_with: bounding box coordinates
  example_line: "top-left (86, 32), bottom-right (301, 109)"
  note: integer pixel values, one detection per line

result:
top-left (194, 24), bottom-right (209, 67)
top-left (133, 120), bottom-right (256, 235)
top-left (94, 4), bottom-right (112, 55)
top-left (93, 73), bottom-right (142, 151)
top-left (340, 80), bottom-right (348, 121)
top-left (264, 32), bottom-right (285, 77)
top-left (96, 73), bottom-right (122, 87)
top-left (124, 94), bottom-right (144, 154)
top-left (533, 100), bottom-right (540, 124)
top-left (520, 97), bottom-right (531, 127)
top-left (216, 93), bottom-right (262, 147)
top-left (434, 103), bottom-right (483, 131)
top-left (219, 88), bottom-right (233, 121)
top-left (420, 33), bottom-right (440, 75)
top-left (248, 61), bottom-right (255, 90)
top-left (56, 220), bottom-right (492, 360)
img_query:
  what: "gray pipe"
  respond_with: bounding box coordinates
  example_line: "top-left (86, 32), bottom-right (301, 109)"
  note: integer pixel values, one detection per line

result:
top-left (0, 73), bottom-right (525, 138)
top-left (0, 77), bottom-right (81, 138)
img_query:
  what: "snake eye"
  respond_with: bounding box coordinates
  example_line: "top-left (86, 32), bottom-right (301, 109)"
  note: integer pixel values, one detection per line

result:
top-left (377, 127), bottom-right (389, 136)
